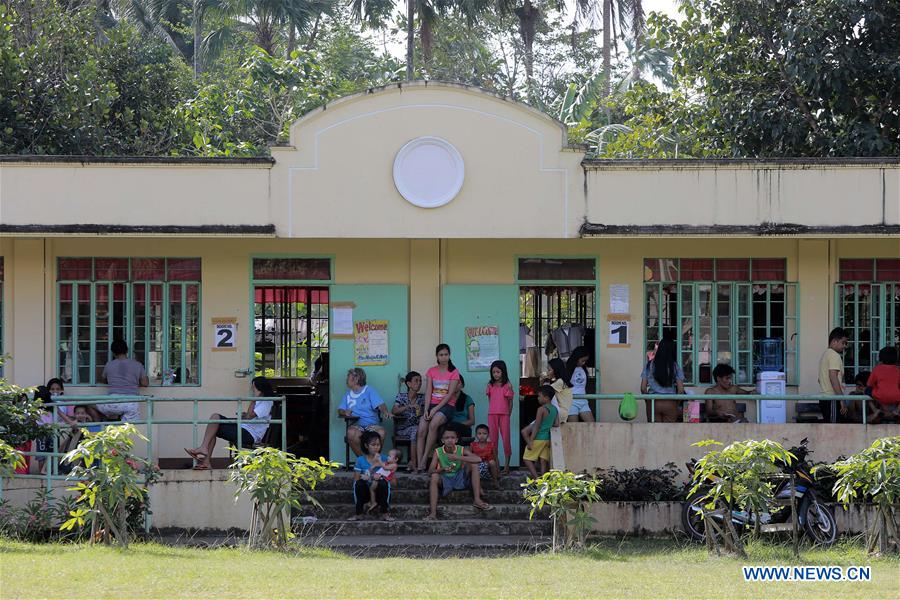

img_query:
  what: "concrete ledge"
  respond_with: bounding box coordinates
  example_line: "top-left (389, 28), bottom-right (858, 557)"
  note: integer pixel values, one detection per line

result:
top-left (591, 501), bottom-right (879, 536)
top-left (560, 423), bottom-right (900, 475)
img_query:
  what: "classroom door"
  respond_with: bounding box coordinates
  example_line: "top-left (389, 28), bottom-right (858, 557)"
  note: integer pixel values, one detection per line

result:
top-left (328, 285), bottom-right (409, 462)
top-left (442, 285), bottom-right (520, 465)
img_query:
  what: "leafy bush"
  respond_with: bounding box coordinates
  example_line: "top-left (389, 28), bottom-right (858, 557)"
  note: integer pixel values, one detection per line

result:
top-left (0, 439), bottom-right (25, 477)
top-left (523, 470), bottom-right (601, 551)
top-left (594, 463), bottom-right (683, 502)
top-left (824, 437), bottom-right (900, 555)
top-left (0, 490), bottom-right (89, 543)
top-left (689, 439), bottom-right (795, 557)
top-left (61, 424), bottom-right (161, 548)
top-left (0, 378), bottom-right (48, 447)
top-left (228, 447), bottom-right (337, 549)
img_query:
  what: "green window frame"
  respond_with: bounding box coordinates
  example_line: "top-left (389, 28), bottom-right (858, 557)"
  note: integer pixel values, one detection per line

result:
top-left (834, 282), bottom-right (900, 384)
top-left (56, 258), bottom-right (201, 386)
top-left (644, 258), bottom-right (798, 385)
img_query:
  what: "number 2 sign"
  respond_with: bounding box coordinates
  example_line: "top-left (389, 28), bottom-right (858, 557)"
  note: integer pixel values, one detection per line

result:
top-left (212, 318), bottom-right (238, 351)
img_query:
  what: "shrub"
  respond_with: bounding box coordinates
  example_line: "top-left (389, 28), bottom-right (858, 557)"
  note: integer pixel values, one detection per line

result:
top-left (594, 463), bottom-right (683, 502)
top-left (523, 470), bottom-right (601, 551)
top-left (61, 424), bottom-right (160, 548)
top-left (228, 447), bottom-right (337, 549)
top-left (825, 437), bottom-right (900, 555)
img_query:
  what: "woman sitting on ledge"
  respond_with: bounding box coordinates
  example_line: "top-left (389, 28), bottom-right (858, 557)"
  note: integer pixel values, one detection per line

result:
top-left (184, 376), bottom-right (275, 469)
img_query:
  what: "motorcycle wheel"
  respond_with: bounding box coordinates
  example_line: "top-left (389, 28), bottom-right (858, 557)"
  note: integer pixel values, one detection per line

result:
top-left (801, 498), bottom-right (838, 546)
top-left (681, 497), bottom-right (707, 543)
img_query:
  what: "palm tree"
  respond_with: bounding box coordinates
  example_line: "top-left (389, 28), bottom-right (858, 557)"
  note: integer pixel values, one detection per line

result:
top-left (198, 0), bottom-right (333, 71)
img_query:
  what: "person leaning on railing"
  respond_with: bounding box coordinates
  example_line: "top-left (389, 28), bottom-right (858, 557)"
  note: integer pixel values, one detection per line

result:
top-left (89, 339), bottom-right (148, 424)
top-left (184, 376), bottom-right (275, 470)
top-left (640, 337), bottom-right (685, 422)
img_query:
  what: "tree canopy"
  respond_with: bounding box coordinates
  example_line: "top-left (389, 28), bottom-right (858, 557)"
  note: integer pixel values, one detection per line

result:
top-left (0, 0), bottom-right (897, 158)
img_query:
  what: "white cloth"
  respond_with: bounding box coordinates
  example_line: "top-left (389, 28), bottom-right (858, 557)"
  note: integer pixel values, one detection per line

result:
top-left (571, 366), bottom-right (588, 395)
top-left (243, 399), bottom-right (273, 442)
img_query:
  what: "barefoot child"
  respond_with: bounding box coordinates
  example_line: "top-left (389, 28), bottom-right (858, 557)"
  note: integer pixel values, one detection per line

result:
top-left (469, 424), bottom-right (500, 489)
top-left (425, 428), bottom-right (492, 519)
top-left (523, 385), bottom-right (559, 479)
top-left (486, 360), bottom-right (514, 474)
top-left (352, 431), bottom-right (394, 521)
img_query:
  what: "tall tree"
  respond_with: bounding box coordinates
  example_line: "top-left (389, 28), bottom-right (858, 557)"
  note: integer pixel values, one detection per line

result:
top-left (602, 0), bottom-right (900, 157)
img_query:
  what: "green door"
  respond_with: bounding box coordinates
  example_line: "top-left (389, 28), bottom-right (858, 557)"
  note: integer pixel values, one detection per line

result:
top-left (441, 285), bottom-right (520, 466)
top-left (328, 285), bottom-right (409, 463)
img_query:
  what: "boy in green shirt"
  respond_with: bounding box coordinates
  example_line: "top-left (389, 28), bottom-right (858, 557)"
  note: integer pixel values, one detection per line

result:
top-left (523, 385), bottom-right (559, 479)
top-left (425, 427), bottom-right (492, 519)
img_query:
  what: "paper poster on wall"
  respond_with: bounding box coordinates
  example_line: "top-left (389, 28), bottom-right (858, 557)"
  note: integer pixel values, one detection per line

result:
top-left (607, 314), bottom-right (630, 347)
top-left (609, 284), bottom-right (630, 314)
top-left (211, 317), bottom-right (238, 352)
top-left (465, 325), bottom-right (500, 371)
top-left (354, 319), bottom-right (389, 366)
top-left (331, 303), bottom-right (355, 339)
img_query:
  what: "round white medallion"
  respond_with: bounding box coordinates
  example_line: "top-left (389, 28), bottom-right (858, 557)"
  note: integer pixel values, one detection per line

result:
top-left (392, 137), bottom-right (464, 208)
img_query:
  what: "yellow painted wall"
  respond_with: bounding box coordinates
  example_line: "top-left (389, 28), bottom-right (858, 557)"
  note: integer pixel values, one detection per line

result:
top-left (0, 235), bottom-right (896, 460)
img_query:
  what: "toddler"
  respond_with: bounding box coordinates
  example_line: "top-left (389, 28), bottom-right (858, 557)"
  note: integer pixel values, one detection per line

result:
top-left (469, 424), bottom-right (500, 489)
top-left (367, 449), bottom-right (400, 512)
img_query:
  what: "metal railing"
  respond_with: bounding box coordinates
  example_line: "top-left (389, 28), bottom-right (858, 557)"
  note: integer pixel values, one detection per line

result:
top-left (573, 393), bottom-right (877, 423)
top-left (1, 395), bottom-right (287, 525)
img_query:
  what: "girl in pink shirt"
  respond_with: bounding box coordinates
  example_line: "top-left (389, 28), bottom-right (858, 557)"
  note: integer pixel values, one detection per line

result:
top-left (486, 360), bottom-right (514, 475)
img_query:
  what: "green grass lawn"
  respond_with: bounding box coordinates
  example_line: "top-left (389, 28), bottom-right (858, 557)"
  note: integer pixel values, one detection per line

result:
top-left (1, 538), bottom-right (897, 599)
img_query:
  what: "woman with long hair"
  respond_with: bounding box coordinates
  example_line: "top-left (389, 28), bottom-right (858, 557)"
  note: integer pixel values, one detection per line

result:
top-left (415, 344), bottom-right (460, 471)
top-left (640, 337), bottom-right (685, 422)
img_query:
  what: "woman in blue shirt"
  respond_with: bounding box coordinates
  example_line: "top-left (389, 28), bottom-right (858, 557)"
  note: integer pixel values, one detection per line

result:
top-left (338, 368), bottom-right (391, 457)
top-left (450, 375), bottom-right (476, 438)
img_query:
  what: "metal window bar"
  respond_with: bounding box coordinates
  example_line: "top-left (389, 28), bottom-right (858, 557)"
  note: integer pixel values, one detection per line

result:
top-left (0, 395), bottom-right (288, 532)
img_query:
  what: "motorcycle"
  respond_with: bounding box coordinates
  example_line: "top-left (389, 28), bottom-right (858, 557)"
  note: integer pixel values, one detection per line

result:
top-left (681, 438), bottom-right (838, 546)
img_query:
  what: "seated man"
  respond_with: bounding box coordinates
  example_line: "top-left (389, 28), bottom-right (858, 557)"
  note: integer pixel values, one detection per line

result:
top-left (425, 427), bottom-right (492, 520)
top-left (704, 364), bottom-right (750, 422)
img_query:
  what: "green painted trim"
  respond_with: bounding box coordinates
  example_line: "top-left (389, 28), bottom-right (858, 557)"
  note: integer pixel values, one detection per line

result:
top-left (248, 254), bottom-right (335, 375)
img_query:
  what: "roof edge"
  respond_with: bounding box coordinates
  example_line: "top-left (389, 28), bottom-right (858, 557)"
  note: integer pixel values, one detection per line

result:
top-left (0, 224), bottom-right (277, 236)
top-left (0, 155), bottom-right (275, 166)
top-left (580, 223), bottom-right (900, 237)
top-left (583, 157), bottom-right (900, 169)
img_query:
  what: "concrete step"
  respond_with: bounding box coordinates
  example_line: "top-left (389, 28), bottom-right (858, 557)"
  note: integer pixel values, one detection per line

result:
top-left (295, 502), bottom-right (535, 521)
top-left (314, 470), bottom-right (530, 491)
top-left (307, 488), bottom-right (527, 505)
top-left (316, 535), bottom-right (551, 558)
top-left (295, 518), bottom-right (552, 537)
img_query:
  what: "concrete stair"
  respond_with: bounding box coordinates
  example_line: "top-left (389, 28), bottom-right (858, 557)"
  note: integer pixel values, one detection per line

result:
top-left (294, 470), bottom-right (551, 557)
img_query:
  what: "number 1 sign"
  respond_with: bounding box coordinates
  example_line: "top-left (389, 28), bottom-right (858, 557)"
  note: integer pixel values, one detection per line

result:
top-left (607, 314), bottom-right (630, 348)
top-left (212, 318), bottom-right (238, 351)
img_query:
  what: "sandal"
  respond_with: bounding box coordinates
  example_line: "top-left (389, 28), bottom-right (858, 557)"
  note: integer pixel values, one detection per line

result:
top-left (473, 502), bottom-right (493, 511)
top-left (382, 514), bottom-right (396, 521)
top-left (423, 514), bottom-right (437, 521)
top-left (192, 463), bottom-right (210, 470)
top-left (185, 448), bottom-right (207, 461)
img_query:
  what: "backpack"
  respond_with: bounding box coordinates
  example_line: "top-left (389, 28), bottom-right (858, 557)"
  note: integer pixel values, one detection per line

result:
top-left (619, 392), bottom-right (638, 421)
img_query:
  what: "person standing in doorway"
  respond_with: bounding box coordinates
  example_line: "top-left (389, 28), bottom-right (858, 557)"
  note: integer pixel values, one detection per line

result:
top-left (640, 337), bottom-right (685, 422)
top-left (566, 347), bottom-right (594, 422)
top-left (818, 327), bottom-right (850, 423)
top-left (91, 340), bottom-right (148, 423)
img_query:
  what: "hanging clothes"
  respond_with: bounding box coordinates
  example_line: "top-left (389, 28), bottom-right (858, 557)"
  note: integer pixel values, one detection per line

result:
top-left (546, 324), bottom-right (585, 360)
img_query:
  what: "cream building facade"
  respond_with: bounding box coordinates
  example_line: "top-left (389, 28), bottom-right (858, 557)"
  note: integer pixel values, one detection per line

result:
top-left (1, 83), bottom-right (898, 465)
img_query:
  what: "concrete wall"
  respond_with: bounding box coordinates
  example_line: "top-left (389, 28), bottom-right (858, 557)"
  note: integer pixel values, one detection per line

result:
top-left (0, 162), bottom-right (272, 229)
top-left (557, 422), bottom-right (900, 475)
top-left (590, 501), bottom-right (877, 536)
top-left (2, 86), bottom-right (898, 237)
top-left (585, 161), bottom-right (900, 228)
